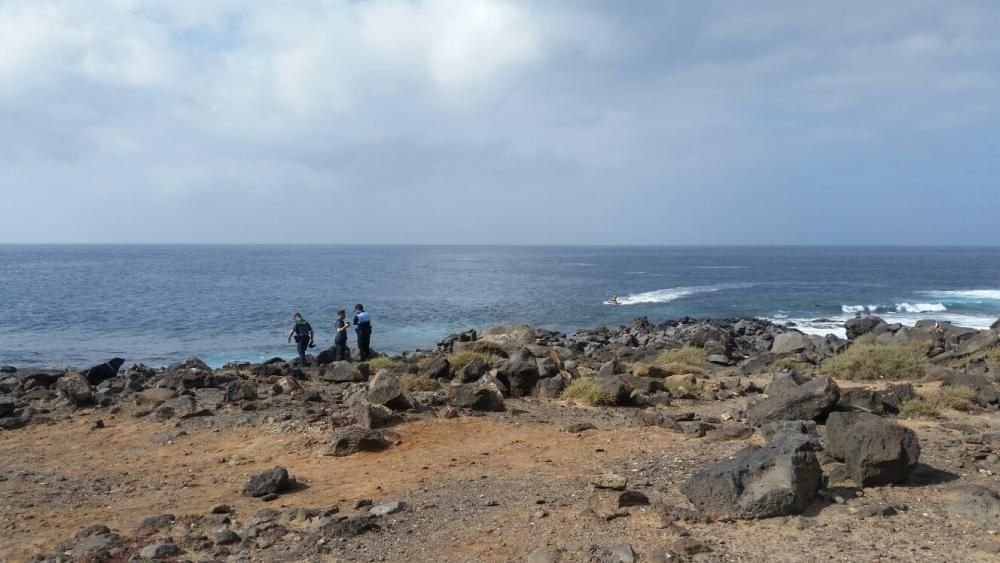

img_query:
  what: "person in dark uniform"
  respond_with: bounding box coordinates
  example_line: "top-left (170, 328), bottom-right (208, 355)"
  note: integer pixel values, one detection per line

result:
top-left (334, 309), bottom-right (351, 361)
top-left (353, 304), bottom-right (372, 361)
top-left (286, 312), bottom-right (314, 365)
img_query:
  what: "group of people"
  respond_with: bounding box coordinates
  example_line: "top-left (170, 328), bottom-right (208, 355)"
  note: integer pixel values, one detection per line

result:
top-left (287, 304), bottom-right (373, 365)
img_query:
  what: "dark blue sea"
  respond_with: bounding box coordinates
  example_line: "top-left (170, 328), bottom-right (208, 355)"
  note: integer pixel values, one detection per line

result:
top-left (1, 245), bottom-right (999, 368)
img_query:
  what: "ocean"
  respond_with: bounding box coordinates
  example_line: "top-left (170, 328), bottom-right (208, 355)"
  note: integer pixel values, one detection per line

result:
top-left (1, 245), bottom-right (999, 369)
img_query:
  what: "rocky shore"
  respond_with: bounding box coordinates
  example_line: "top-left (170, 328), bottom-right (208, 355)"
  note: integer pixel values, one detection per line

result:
top-left (1, 315), bottom-right (999, 562)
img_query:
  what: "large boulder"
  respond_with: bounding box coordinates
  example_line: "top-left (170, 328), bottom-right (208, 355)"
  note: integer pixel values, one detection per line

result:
top-left (495, 348), bottom-right (540, 397)
top-left (166, 356), bottom-right (211, 372)
top-left (328, 427), bottom-right (392, 456)
top-left (421, 355), bottom-right (451, 380)
top-left (319, 362), bottom-right (365, 383)
top-left (597, 358), bottom-right (624, 378)
top-left (681, 434), bottom-right (822, 519)
top-left (956, 330), bottom-right (999, 356)
top-left (447, 380), bottom-right (506, 411)
top-left (748, 376), bottom-right (840, 425)
top-left (763, 371), bottom-right (808, 398)
top-left (81, 358), bottom-right (125, 386)
top-left (56, 372), bottom-right (94, 407)
top-left (845, 316), bottom-right (888, 340)
top-left (594, 375), bottom-right (633, 405)
top-left (825, 412), bottom-right (920, 486)
top-left (770, 332), bottom-right (812, 355)
top-left (458, 357), bottom-right (489, 383)
top-left (315, 347), bottom-right (338, 365)
top-left (367, 370), bottom-right (415, 410)
top-left (241, 466), bottom-right (292, 497)
top-left (837, 386), bottom-right (885, 414)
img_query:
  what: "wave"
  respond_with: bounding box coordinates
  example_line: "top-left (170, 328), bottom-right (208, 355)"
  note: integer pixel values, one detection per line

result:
top-left (921, 289), bottom-right (1000, 302)
top-left (896, 303), bottom-right (947, 313)
top-left (766, 311), bottom-right (996, 340)
top-left (841, 304), bottom-right (878, 314)
top-left (615, 284), bottom-right (749, 305)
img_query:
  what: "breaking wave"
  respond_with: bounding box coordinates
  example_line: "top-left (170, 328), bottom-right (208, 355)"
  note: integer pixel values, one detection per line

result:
top-left (841, 304), bottom-right (878, 314)
top-left (896, 303), bottom-right (947, 313)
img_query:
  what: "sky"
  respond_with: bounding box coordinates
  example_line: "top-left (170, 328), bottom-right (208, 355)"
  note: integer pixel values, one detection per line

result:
top-left (1, 0), bottom-right (999, 245)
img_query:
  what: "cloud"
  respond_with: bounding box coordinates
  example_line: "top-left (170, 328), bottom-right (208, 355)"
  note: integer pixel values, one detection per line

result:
top-left (1, 0), bottom-right (998, 244)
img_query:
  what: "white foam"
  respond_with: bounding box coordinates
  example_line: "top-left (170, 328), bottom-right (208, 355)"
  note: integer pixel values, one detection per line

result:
top-left (895, 303), bottom-right (947, 313)
top-left (841, 304), bottom-right (879, 314)
top-left (767, 311), bottom-right (997, 340)
top-left (922, 289), bottom-right (1000, 301)
top-left (615, 284), bottom-right (748, 305)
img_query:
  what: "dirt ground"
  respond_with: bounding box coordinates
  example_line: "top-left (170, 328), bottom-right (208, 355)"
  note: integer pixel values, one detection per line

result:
top-left (1, 394), bottom-right (999, 562)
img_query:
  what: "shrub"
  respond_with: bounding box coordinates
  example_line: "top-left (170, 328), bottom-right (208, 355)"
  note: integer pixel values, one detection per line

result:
top-left (461, 340), bottom-right (508, 357)
top-left (560, 378), bottom-right (615, 406)
top-left (367, 357), bottom-right (396, 373)
top-left (400, 374), bottom-right (439, 392)
top-left (447, 351), bottom-right (497, 371)
top-left (937, 385), bottom-right (977, 411)
top-left (657, 346), bottom-right (708, 367)
top-left (659, 362), bottom-right (706, 376)
top-left (985, 346), bottom-right (1000, 366)
top-left (822, 336), bottom-right (928, 380)
top-left (899, 395), bottom-right (940, 418)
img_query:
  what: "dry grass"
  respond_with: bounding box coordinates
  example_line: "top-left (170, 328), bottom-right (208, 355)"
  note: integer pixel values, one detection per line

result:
top-left (985, 346), bottom-right (1000, 365)
top-left (560, 378), bottom-right (615, 406)
top-left (664, 379), bottom-right (702, 398)
top-left (400, 374), bottom-right (440, 392)
top-left (899, 395), bottom-right (940, 418)
top-left (367, 357), bottom-right (397, 373)
top-left (460, 340), bottom-right (509, 357)
top-left (937, 385), bottom-right (977, 411)
top-left (822, 334), bottom-right (928, 380)
top-left (657, 346), bottom-right (708, 367)
top-left (447, 351), bottom-right (498, 371)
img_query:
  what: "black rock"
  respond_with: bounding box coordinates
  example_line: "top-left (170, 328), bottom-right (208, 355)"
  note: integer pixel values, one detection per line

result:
top-left (459, 357), bottom-right (489, 383)
top-left (241, 467), bottom-right (292, 497)
top-left (495, 349), bottom-right (540, 397)
top-left (681, 434), bottom-right (822, 519)
top-left (422, 355), bottom-right (452, 380)
top-left (825, 411), bottom-right (920, 486)
top-left (748, 376), bottom-right (840, 425)
top-left (367, 371), bottom-right (414, 410)
top-left (224, 380), bottom-right (258, 403)
top-left (838, 387), bottom-right (885, 414)
top-left (328, 427), bottom-right (391, 456)
top-left (447, 381), bottom-right (506, 411)
top-left (941, 372), bottom-right (999, 406)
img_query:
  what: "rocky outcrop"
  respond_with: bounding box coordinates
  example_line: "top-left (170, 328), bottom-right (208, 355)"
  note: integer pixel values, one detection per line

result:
top-left (242, 467), bottom-right (293, 497)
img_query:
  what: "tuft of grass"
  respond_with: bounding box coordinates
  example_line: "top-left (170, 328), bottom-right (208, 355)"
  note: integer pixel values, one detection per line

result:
top-left (659, 362), bottom-right (706, 376)
top-left (937, 385), bottom-right (977, 411)
top-left (657, 346), bottom-right (708, 367)
top-left (899, 395), bottom-right (940, 418)
top-left (822, 334), bottom-right (928, 380)
top-left (447, 351), bottom-right (497, 371)
top-left (400, 374), bottom-right (439, 392)
top-left (985, 345), bottom-right (1000, 366)
top-left (461, 340), bottom-right (509, 357)
top-left (367, 357), bottom-right (397, 373)
top-left (560, 378), bottom-right (615, 406)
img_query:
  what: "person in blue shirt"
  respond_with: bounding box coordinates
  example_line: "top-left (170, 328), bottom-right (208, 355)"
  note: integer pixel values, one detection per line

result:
top-left (334, 309), bottom-right (351, 361)
top-left (353, 304), bottom-right (372, 361)
top-left (286, 312), bottom-right (314, 365)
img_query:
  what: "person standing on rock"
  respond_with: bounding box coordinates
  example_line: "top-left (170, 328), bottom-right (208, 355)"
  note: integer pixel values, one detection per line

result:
top-left (334, 309), bottom-right (351, 361)
top-left (287, 312), bottom-right (314, 365)
top-left (353, 304), bottom-right (372, 361)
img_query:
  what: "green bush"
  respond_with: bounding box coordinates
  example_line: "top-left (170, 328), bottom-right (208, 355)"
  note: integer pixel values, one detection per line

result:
top-left (560, 378), bottom-right (615, 406)
top-left (822, 335), bottom-right (928, 380)
top-left (447, 351), bottom-right (497, 371)
top-left (367, 357), bottom-right (397, 373)
top-left (400, 374), bottom-right (439, 392)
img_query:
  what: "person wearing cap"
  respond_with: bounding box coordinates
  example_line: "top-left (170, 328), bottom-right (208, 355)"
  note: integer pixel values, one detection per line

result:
top-left (286, 312), bottom-right (314, 365)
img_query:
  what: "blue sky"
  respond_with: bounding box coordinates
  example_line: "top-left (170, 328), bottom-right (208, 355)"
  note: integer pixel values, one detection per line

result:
top-left (1, 0), bottom-right (998, 244)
